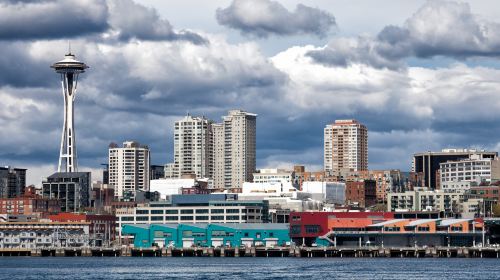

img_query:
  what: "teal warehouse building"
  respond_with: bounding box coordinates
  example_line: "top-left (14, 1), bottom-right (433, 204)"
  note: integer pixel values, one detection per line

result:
top-left (122, 223), bottom-right (290, 248)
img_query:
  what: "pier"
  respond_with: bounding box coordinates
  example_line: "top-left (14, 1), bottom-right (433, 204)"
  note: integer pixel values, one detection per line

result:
top-left (2, 246), bottom-right (500, 258)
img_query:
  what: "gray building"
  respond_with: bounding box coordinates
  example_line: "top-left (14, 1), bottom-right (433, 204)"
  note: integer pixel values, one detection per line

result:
top-left (0, 167), bottom-right (27, 198)
top-left (42, 172), bottom-right (91, 212)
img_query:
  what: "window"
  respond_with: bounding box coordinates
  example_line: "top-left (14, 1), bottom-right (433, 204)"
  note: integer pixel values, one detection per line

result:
top-left (181, 209), bottom-right (193, 214)
top-left (165, 210), bottom-right (178, 214)
top-left (244, 232), bottom-right (249, 237)
top-left (291, 225), bottom-right (301, 235)
top-left (212, 216), bottom-right (224, 220)
top-left (136, 209), bottom-right (149, 215)
top-left (195, 209), bottom-right (209, 214)
top-left (212, 230), bottom-right (226, 237)
top-left (305, 225), bottom-right (320, 234)
top-left (226, 215), bottom-right (240, 220)
top-left (136, 216), bottom-right (149, 221)
top-left (269, 232), bottom-right (274, 237)
top-left (151, 216), bottom-right (163, 221)
top-left (181, 216), bottom-right (193, 221)
top-left (226, 209), bottom-right (239, 213)
top-left (121, 216), bottom-right (134, 221)
top-left (292, 216), bottom-right (301, 221)
top-left (151, 210), bottom-right (164, 214)
top-left (183, 230), bottom-right (192, 237)
top-left (165, 216), bottom-right (178, 221)
top-left (196, 216), bottom-right (209, 221)
top-left (211, 209), bottom-right (224, 214)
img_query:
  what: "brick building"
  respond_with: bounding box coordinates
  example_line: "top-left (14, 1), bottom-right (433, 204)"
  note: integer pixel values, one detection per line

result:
top-left (345, 180), bottom-right (376, 208)
top-left (0, 186), bottom-right (60, 215)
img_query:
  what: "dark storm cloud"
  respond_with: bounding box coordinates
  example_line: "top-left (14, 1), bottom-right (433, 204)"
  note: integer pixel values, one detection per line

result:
top-left (308, 0), bottom-right (500, 69)
top-left (0, 0), bottom-right (109, 40)
top-left (216, 0), bottom-right (336, 38)
top-left (107, 0), bottom-right (206, 44)
top-left (0, 42), bottom-right (55, 87)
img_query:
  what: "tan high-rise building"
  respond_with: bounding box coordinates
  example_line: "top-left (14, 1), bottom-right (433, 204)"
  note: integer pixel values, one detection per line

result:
top-left (324, 119), bottom-right (368, 174)
top-left (108, 141), bottom-right (150, 200)
top-left (213, 110), bottom-right (257, 189)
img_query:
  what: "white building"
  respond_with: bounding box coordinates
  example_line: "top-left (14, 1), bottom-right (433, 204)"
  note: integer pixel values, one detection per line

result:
top-left (213, 110), bottom-right (257, 189)
top-left (0, 221), bottom-right (89, 249)
top-left (150, 178), bottom-right (197, 200)
top-left (116, 197), bottom-right (266, 237)
top-left (440, 155), bottom-right (500, 186)
top-left (109, 141), bottom-right (150, 200)
top-left (253, 169), bottom-right (294, 184)
top-left (242, 181), bottom-right (298, 196)
top-left (301, 181), bottom-right (346, 204)
top-left (324, 119), bottom-right (368, 174)
top-left (171, 115), bottom-right (213, 179)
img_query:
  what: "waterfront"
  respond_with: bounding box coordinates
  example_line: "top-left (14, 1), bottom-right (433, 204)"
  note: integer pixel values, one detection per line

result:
top-left (0, 258), bottom-right (499, 279)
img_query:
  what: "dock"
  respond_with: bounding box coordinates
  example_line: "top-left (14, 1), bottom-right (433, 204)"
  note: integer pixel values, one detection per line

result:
top-left (2, 246), bottom-right (500, 258)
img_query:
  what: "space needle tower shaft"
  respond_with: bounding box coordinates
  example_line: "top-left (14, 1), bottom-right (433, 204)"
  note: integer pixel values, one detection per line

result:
top-left (51, 50), bottom-right (89, 173)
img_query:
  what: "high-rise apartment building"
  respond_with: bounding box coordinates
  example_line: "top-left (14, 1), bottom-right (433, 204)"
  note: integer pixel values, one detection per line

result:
top-left (213, 110), bottom-right (257, 189)
top-left (324, 119), bottom-right (368, 174)
top-left (172, 115), bottom-right (213, 179)
top-left (108, 141), bottom-right (150, 200)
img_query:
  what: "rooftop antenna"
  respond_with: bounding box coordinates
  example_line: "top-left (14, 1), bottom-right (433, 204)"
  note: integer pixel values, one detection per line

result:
top-left (68, 41), bottom-right (72, 55)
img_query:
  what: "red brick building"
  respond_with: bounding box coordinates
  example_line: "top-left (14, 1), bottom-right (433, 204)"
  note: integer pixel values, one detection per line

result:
top-left (345, 180), bottom-right (376, 208)
top-left (0, 186), bottom-right (60, 215)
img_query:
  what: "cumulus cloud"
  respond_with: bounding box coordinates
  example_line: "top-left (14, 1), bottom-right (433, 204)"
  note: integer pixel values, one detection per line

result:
top-left (0, 0), bottom-right (109, 40)
top-left (309, 0), bottom-right (500, 69)
top-left (2, 0), bottom-right (500, 184)
top-left (216, 0), bottom-right (336, 38)
top-left (106, 0), bottom-right (206, 44)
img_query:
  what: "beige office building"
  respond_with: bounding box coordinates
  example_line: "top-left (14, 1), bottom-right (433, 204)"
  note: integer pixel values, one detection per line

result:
top-left (109, 141), bottom-right (150, 200)
top-left (324, 119), bottom-right (368, 174)
top-left (213, 110), bottom-right (257, 189)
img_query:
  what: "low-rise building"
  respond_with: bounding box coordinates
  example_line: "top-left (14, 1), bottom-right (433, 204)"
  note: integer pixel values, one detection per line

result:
top-left (49, 213), bottom-right (116, 246)
top-left (345, 180), bottom-right (376, 208)
top-left (253, 169), bottom-right (295, 185)
top-left (388, 189), bottom-right (463, 213)
top-left (0, 187), bottom-right (60, 215)
top-left (0, 221), bottom-right (90, 249)
top-left (122, 223), bottom-right (290, 248)
top-left (116, 194), bottom-right (269, 240)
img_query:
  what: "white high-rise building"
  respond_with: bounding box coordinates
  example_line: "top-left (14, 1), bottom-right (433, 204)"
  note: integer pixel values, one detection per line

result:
top-left (109, 141), bottom-right (150, 200)
top-left (324, 119), bottom-right (368, 174)
top-left (213, 110), bottom-right (257, 189)
top-left (172, 115), bottom-right (213, 179)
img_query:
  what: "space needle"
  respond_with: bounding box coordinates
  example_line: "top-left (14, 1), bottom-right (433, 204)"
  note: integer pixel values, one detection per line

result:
top-left (51, 49), bottom-right (89, 173)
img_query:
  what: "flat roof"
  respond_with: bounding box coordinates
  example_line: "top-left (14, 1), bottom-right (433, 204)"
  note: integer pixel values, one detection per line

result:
top-left (439, 219), bottom-right (471, 226)
top-left (407, 219), bottom-right (439, 227)
top-left (210, 223), bottom-right (289, 230)
top-left (368, 219), bottom-right (408, 227)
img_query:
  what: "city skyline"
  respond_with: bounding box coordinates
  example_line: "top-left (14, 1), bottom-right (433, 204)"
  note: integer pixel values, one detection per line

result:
top-left (1, 0), bottom-right (500, 186)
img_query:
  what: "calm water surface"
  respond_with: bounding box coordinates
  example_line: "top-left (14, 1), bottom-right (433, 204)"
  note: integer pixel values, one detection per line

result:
top-left (0, 257), bottom-right (498, 279)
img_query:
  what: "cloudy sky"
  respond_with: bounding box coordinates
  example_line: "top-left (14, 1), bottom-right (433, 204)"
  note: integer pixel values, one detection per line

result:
top-left (1, 0), bottom-right (500, 185)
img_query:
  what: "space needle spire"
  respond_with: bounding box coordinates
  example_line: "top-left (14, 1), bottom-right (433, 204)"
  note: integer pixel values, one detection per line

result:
top-left (51, 49), bottom-right (89, 172)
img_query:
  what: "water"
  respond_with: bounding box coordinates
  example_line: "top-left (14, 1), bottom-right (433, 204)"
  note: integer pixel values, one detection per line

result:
top-left (0, 257), bottom-right (498, 279)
